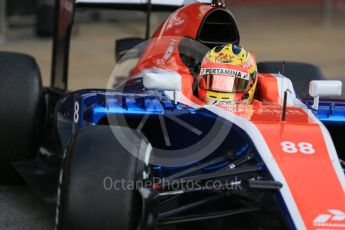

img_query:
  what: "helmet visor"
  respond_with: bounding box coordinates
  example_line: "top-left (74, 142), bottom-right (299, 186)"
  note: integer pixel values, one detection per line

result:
top-left (200, 74), bottom-right (250, 93)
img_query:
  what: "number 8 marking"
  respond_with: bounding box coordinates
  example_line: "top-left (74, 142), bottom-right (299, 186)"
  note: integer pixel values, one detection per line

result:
top-left (74, 102), bottom-right (79, 124)
top-left (281, 141), bottom-right (315, 155)
top-left (298, 142), bottom-right (315, 154)
top-left (280, 141), bottom-right (315, 155)
top-left (281, 141), bottom-right (298, 153)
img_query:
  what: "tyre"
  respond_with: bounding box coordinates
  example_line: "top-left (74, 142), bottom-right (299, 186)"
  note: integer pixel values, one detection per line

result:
top-left (0, 52), bottom-right (44, 162)
top-left (112, 38), bottom-right (146, 88)
top-left (56, 126), bottom-right (149, 230)
top-left (115, 37), bottom-right (145, 62)
top-left (257, 61), bottom-right (325, 98)
top-left (325, 125), bottom-right (345, 160)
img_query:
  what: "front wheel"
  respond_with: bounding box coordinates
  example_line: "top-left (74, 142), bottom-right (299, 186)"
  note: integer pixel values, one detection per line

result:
top-left (56, 126), bottom-right (149, 230)
top-left (0, 52), bottom-right (44, 165)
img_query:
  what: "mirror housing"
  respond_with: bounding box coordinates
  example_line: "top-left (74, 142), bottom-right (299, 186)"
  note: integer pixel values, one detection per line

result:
top-left (143, 70), bottom-right (181, 103)
top-left (309, 80), bottom-right (342, 110)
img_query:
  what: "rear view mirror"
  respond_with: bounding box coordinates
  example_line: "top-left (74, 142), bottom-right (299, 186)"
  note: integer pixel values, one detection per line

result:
top-left (143, 70), bottom-right (181, 103)
top-left (309, 80), bottom-right (342, 110)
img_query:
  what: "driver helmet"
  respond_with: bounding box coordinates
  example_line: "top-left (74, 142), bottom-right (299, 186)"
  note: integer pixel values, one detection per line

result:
top-left (198, 44), bottom-right (258, 104)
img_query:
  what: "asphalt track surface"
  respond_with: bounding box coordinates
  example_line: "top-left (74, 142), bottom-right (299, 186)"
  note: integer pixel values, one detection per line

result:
top-left (0, 185), bottom-right (54, 230)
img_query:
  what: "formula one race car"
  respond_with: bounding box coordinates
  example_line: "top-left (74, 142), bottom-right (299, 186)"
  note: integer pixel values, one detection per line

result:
top-left (1, 0), bottom-right (345, 230)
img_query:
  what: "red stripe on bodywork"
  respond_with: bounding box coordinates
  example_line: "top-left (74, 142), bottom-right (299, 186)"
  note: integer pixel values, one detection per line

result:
top-left (252, 117), bottom-right (345, 229)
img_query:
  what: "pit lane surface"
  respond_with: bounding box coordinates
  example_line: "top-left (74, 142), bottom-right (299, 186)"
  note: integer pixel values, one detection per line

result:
top-left (0, 185), bottom-right (54, 230)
